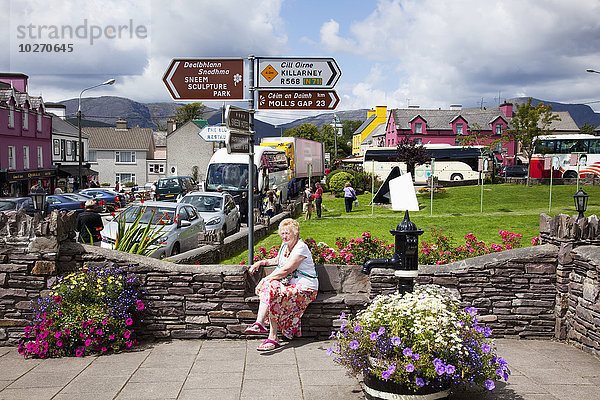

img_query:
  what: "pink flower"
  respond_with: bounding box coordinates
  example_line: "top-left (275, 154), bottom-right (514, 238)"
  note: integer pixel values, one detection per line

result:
top-left (124, 330), bottom-right (131, 339)
top-left (96, 329), bottom-right (104, 335)
top-left (136, 300), bottom-right (145, 310)
top-left (125, 318), bottom-right (133, 326)
top-left (54, 332), bottom-right (61, 339)
top-left (56, 340), bottom-right (63, 347)
top-left (75, 349), bottom-right (83, 357)
top-left (102, 319), bottom-right (108, 325)
top-left (126, 341), bottom-right (132, 348)
top-left (101, 347), bottom-right (107, 352)
top-left (85, 339), bottom-right (92, 347)
top-left (109, 335), bottom-right (115, 340)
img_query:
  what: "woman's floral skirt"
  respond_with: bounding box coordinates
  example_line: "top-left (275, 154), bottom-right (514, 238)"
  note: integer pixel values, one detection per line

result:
top-left (258, 280), bottom-right (318, 339)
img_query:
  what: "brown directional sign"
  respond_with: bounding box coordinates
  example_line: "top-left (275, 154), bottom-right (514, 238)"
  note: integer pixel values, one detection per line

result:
top-left (257, 90), bottom-right (340, 110)
top-left (162, 58), bottom-right (244, 100)
top-left (226, 131), bottom-right (251, 154)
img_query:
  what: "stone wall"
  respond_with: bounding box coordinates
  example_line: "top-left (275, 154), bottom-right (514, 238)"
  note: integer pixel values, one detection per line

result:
top-left (1, 210), bottom-right (600, 358)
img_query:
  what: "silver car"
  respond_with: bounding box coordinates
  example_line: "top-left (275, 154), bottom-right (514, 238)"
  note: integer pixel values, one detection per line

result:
top-left (180, 191), bottom-right (240, 236)
top-left (101, 201), bottom-right (205, 259)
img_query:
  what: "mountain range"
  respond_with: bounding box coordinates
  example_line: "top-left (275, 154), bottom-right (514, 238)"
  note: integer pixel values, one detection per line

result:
top-left (59, 96), bottom-right (600, 136)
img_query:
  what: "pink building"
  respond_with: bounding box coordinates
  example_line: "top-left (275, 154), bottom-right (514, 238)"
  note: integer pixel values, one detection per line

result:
top-left (383, 103), bottom-right (517, 162)
top-left (0, 73), bottom-right (54, 196)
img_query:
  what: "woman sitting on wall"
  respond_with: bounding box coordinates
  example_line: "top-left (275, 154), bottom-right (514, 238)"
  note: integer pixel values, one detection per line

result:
top-left (246, 218), bottom-right (319, 351)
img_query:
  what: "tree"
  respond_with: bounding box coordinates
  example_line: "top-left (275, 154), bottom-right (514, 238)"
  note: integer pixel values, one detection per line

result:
top-left (396, 136), bottom-right (431, 180)
top-left (506, 98), bottom-right (559, 186)
top-left (174, 103), bottom-right (207, 124)
top-left (580, 123), bottom-right (596, 135)
top-left (461, 123), bottom-right (506, 176)
top-left (284, 123), bottom-right (321, 141)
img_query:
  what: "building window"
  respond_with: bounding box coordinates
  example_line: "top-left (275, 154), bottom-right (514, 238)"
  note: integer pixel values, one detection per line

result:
top-left (89, 150), bottom-right (97, 162)
top-left (66, 141), bottom-right (72, 156)
top-left (148, 163), bottom-right (164, 174)
top-left (37, 112), bottom-right (42, 131)
top-left (456, 123), bottom-right (463, 135)
top-left (8, 146), bottom-right (15, 170)
top-left (415, 138), bottom-right (422, 145)
top-left (415, 123), bottom-right (422, 134)
top-left (23, 146), bottom-right (29, 169)
top-left (22, 109), bottom-right (28, 130)
top-left (8, 105), bottom-right (14, 128)
top-left (495, 124), bottom-right (502, 135)
top-left (53, 139), bottom-right (60, 155)
top-left (115, 151), bottom-right (136, 163)
top-left (116, 173), bottom-right (136, 184)
top-left (37, 146), bottom-right (43, 168)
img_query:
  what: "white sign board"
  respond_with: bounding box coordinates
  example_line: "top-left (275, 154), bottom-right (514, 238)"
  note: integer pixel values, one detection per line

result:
top-left (198, 125), bottom-right (228, 142)
top-left (256, 57), bottom-right (341, 89)
top-left (389, 173), bottom-right (420, 211)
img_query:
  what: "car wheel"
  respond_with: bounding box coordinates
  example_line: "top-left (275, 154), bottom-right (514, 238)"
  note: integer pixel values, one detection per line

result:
top-left (450, 173), bottom-right (464, 181)
top-left (170, 243), bottom-right (180, 257)
top-left (563, 170), bottom-right (578, 179)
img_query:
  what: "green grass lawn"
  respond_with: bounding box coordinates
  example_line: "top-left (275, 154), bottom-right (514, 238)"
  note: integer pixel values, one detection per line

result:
top-left (222, 183), bottom-right (600, 264)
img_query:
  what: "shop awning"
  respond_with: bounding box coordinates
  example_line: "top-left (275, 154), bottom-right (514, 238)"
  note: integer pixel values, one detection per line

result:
top-left (57, 165), bottom-right (98, 177)
top-left (7, 169), bottom-right (56, 181)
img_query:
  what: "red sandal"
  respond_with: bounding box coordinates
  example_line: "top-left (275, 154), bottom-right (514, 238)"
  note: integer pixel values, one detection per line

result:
top-left (244, 322), bottom-right (268, 335)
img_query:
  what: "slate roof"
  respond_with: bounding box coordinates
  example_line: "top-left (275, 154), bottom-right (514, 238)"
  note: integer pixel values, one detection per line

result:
top-left (153, 131), bottom-right (167, 147)
top-left (52, 115), bottom-right (83, 137)
top-left (353, 114), bottom-right (376, 135)
top-left (390, 107), bottom-right (579, 132)
top-left (86, 126), bottom-right (155, 150)
top-left (0, 87), bottom-right (44, 109)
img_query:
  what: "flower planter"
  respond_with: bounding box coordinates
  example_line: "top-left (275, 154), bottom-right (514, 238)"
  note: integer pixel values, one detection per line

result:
top-left (363, 375), bottom-right (449, 400)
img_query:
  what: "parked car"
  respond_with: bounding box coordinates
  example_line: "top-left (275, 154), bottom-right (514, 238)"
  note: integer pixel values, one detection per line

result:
top-left (78, 189), bottom-right (124, 211)
top-left (45, 195), bottom-right (86, 214)
top-left (180, 191), bottom-right (240, 236)
top-left (155, 176), bottom-right (198, 202)
top-left (101, 201), bottom-right (205, 259)
top-left (60, 193), bottom-right (103, 213)
top-left (498, 165), bottom-right (528, 178)
top-left (0, 197), bottom-right (36, 216)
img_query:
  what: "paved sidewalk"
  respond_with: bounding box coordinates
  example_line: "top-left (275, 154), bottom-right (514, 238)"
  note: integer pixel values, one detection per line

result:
top-left (0, 339), bottom-right (598, 399)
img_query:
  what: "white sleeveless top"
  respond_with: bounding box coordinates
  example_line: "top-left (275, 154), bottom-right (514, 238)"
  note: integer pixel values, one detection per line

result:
top-left (277, 239), bottom-right (319, 291)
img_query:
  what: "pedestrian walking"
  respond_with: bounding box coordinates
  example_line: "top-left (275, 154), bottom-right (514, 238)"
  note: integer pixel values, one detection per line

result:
top-left (75, 200), bottom-right (104, 246)
top-left (314, 182), bottom-right (323, 218)
top-left (343, 181), bottom-right (356, 213)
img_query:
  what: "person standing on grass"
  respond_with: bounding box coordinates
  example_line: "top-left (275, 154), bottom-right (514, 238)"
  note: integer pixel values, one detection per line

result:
top-left (245, 218), bottom-right (318, 351)
top-left (314, 182), bottom-right (323, 218)
top-left (343, 181), bottom-right (356, 213)
top-left (303, 185), bottom-right (313, 221)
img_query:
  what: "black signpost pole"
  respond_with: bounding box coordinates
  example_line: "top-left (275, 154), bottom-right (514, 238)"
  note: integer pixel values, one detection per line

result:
top-left (248, 55), bottom-right (255, 266)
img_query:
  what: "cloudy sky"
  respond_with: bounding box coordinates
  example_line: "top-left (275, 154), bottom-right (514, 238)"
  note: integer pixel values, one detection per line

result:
top-left (2, 0), bottom-right (600, 124)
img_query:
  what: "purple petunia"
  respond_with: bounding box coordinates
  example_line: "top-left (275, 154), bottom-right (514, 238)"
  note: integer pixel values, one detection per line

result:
top-left (465, 306), bottom-right (478, 316)
top-left (339, 312), bottom-right (346, 320)
top-left (405, 363), bottom-right (415, 372)
top-left (436, 365), bottom-right (446, 375)
top-left (349, 340), bottom-right (359, 350)
top-left (392, 336), bottom-right (402, 346)
top-left (445, 364), bottom-right (456, 374)
top-left (415, 377), bottom-right (424, 387)
top-left (403, 347), bottom-right (412, 357)
top-left (326, 347), bottom-right (333, 356)
top-left (485, 380), bottom-right (495, 390)
top-left (484, 327), bottom-right (493, 337)
top-left (370, 332), bottom-right (378, 340)
top-left (378, 327), bottom-right (385, 336)
top-left (382, 370), bottom-right (391, 380)
top-left (482, 344), bottom-right (491, 353)
top-left (412, 353), bottom-right (420, 361)
top-left (354, 325), bottom-right (362, 333)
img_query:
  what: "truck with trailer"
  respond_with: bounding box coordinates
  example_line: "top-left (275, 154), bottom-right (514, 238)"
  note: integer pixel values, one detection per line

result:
top-left (259, 137), bottom-right (325, 197)
top-left (204, 146), bottom-right (289, 204)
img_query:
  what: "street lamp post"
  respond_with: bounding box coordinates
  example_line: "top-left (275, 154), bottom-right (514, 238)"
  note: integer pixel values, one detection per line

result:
top-left (78, 79), bottom-right (115, 190)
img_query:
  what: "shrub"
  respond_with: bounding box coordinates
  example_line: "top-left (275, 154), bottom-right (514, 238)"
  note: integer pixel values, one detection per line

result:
top-left (124, 181), bottom-right (136, 188)
top-left (326, 168), bottom-right (356, 188)
top-left (354, 171), bottom-right (382, 194)
top-left (101, 182), bottom-right (110, 187)
top-left (329, 171), bottom-right (354, 196)
top-left (18, 264), bottom-right (145, 358)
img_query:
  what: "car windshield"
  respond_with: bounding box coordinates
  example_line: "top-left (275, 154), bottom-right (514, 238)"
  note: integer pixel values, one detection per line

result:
top-left (0, 201), bottom-right (16, 211)
top-left (206, 163), bottom-right (249, 191)
top-left (158, 178), bottom-right (180, 189)
top-left (120, 205), bottom-right (176, 225)
top-left (62, 194), bottom-right (89, 201)
top-left (181, 195), bottom-right (223, 212)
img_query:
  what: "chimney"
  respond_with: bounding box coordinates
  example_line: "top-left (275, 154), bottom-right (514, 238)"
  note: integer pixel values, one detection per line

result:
top-left (116, 119), bottom-right (128, 130)
top-left (500, 102), bottom-right (513, 118)
top-left (450, 104), bottom-right (462, 110)
top-left (0, 73), bottom-right (29, 92)
top-left (167, 119), bottom-right (176, 134)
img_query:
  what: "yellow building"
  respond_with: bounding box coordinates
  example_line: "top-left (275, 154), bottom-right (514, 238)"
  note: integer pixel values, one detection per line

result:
top-left (351, 105), bottom-right (388, 155)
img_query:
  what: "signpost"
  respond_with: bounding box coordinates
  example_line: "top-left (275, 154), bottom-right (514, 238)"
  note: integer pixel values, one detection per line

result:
top-left (226, 131), bottom-right (251, 154)
top-left (225, 105), bottom-right (252, 133)
top-left (257, 89), bottom-right (340, 110)
top-left (162, 58), bottom-right (244, 100)
top-left (256, 57), bottom-right (341, 89)
top-left (198, 125), bottom-right (228, 142)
